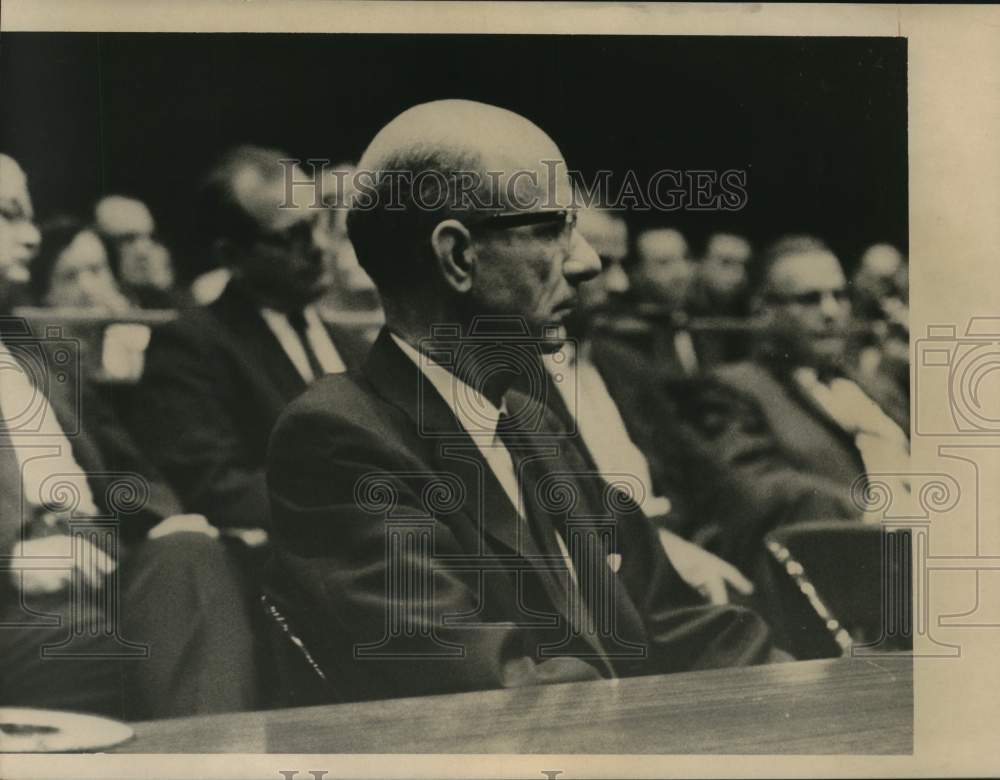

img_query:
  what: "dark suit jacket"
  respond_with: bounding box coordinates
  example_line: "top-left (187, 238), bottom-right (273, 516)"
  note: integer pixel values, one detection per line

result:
top-left (265, 328), bottom-right (777, 703)
top-left (580, 328), bottom-right (860, 565)
top-left (134, 281), bottom-right (372, 530)
top-left (663, 359), bottom-right (873, 566)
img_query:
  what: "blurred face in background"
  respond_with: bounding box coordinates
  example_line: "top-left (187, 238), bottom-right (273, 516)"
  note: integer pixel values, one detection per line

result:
top-left (575, 208), bottom-right (630, 314)
top-left (699, 233), bottom-right (751, 304)
top-left (223, 163), bottom-right (334, 312)
top-left (316, 166), bottom-right (378, 312)
top-left (631, 228), bottom-right (693, 311)
top-left (95, 196), bottom-right (175, 292)
top-left (44, 228), bottom-right (129, 311)
top-left (759, 248), bottom-right (851, 370)
top-left (0, 155), bottom-right (41, 286)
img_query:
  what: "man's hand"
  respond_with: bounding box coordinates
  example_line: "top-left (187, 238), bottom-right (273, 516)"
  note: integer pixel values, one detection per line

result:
top-left (147, 513), bottom-right (220, 540)
top-left (10, 535), bottom-right (116, 595)
top-left (657, 528), bottom-right (754, 605)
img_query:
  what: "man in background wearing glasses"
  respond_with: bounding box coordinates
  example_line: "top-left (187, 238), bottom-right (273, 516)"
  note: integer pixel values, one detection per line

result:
top-left (673, 235), bottom-right (910, 565)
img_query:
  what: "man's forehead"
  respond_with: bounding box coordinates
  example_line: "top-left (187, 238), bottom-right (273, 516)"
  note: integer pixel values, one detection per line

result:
top-left (97, 198), bottom-right (154, 232)
top-left (710, 234), bottom-right (751, 259)
top-left (638, 230), bottom-right (687, 260)
top-left (578, 209), bottom-right (627, 259)
top-left (769, 250), bottom-right (846, 290)
top-left (235, 165), bottom-right (312, 227)
top-left (0, 156), bottom-right (30, 204)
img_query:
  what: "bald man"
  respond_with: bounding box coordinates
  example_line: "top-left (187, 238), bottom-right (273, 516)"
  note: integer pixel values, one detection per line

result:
top-left (94, 195), bottom-right (178, 308)
top-left (266, 100), bottom-right (780, 706)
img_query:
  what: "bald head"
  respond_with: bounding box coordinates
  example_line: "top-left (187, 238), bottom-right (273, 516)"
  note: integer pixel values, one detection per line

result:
top-left (859, 243), bottom-right (903, 278)
top-left (357, 99), bottom-right (566, 208)
top-left (348, 100), bottom-right (574, 299)
top-left (94, 195), bottom-right (155, 240)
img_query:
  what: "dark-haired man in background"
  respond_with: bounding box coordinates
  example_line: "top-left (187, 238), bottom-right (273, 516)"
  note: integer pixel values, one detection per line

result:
top-left (134, 146), bottom-right (372, 535)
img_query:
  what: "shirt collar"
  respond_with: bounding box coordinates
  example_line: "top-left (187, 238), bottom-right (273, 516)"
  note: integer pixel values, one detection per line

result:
top-left (389, 331), bottom-right (504, 439)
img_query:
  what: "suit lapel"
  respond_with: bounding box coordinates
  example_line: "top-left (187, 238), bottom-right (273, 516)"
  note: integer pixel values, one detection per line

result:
top-left (362, 329), bottom-right (542, 560)
top-left (214, 283), bottom-right (308, 402)
top-left (362, 331), bottom-right (603, 644)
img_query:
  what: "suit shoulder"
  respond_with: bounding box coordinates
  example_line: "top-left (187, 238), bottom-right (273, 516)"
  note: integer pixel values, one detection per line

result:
top-left (274, 371), bottom-right (406, 438)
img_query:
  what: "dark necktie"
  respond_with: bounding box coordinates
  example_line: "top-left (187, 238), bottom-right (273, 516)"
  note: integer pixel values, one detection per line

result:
top-left (286, 309), bottom-right (326, 382)
top-left (496, 405), bottom-right (625, 676)
top-left (495, 410), bottom-right (568, 559)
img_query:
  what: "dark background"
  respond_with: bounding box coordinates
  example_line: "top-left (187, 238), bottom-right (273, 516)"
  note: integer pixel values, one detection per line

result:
top-left (0, 33), bottom-right (907, 282)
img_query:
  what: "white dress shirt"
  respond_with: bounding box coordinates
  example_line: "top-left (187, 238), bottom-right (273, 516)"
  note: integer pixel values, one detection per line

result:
top-left (260, 304), bottom-right (347, 382)
top-left (544, 341), bottom-right (672, 518)
top-left (390, 333), bottom-right (578, 581)
top-left (0, 337), bottom-right (97, 516)
top-left (793, 367), bottom-right (912, 518)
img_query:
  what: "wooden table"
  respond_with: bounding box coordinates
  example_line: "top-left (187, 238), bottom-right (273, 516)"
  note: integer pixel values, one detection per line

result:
top-left (119, 656), bottom-right (911, 754)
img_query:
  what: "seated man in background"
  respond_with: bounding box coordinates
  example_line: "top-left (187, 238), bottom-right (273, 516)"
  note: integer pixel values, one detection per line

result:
top-left (558, 210), bottom-right (841, 588)
top-left (29, 216), bottom-right (132, 313)
top-left (94, 195), bottom-right (181, 309)
top-left (685, 231), bottom-right (753, 368)
top-left (849, 242), bottom-right (909, 430)
top-left (547, 207), bottom-right (755, 604)
top-left (621, 226), bottom-right (700, 377)
top-left (1, 155), bottom-right (258, 720)
top-left (134, 145), bottom-right (374, 535)
top-left (674, 235), bottom-right (909, 564)
top-left (267, 100), bottom-right (782, 705)
top-left (315, 163), bottom-right (382, 323)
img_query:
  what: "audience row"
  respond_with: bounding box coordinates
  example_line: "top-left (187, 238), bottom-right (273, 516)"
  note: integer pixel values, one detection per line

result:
top-left (0, 104), bottom-right (910, 720)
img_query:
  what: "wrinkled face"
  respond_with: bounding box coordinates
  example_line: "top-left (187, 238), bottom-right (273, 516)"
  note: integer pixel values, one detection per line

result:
top-left (701, 234), bottom-right (751, 301)
top-left (632, 229), bottom-right (693, 310)
top-left (230, 166), bottom-right (333, 310)
top-left (0, 157), bottom-right (41, 284)
top-left (760, 249), bottom-right (851, 368)
top-left (465, 163), bottom-right (600, 353)
top-left (45, 230), bottom-right (125, 309)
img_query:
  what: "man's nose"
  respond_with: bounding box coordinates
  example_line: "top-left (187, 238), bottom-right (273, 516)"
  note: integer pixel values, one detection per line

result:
top-left (563, 232), bottom-right (601, 285)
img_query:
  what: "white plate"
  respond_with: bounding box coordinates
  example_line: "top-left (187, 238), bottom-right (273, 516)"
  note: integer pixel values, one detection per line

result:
top-left (0, 707), bottom-right (134, 753)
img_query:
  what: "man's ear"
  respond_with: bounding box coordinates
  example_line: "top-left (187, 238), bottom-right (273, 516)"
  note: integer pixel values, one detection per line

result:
top-left (431, 219), bottom-right (474, 294)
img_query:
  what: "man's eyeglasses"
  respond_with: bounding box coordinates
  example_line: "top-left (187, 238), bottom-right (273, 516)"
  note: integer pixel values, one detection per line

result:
top-left (765, 288), bottom-right (850, 307)
top-left (471, 208), bottom-right (577, 232)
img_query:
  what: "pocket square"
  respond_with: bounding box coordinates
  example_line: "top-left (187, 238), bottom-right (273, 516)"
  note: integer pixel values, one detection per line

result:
top-left (607, 553), bottom-right (623, 573)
